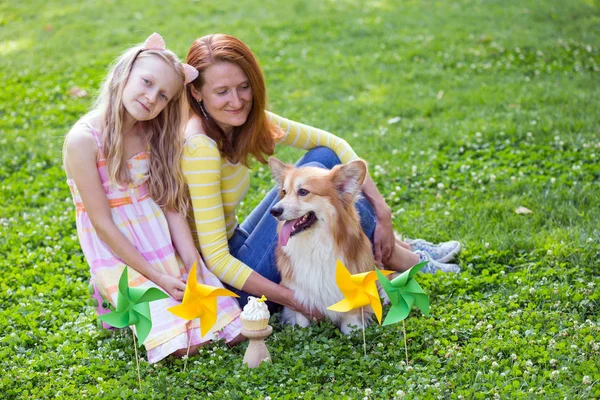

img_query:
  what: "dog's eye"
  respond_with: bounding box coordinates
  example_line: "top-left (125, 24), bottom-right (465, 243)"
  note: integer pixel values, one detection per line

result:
top-left (297, 188), bottom-right (310, 197)
top-left (281, 189), bottom-right (286, 196)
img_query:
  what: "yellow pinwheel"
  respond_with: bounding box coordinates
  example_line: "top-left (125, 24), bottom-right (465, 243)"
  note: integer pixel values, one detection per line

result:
top-left (168, 262), bottom-right (239, 337)
top-left (327, 260), bottom-right (394, 324)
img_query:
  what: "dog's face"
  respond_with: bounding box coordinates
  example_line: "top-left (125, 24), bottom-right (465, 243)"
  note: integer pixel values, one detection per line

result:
top-left (268, 157), bottom-right (367, 247)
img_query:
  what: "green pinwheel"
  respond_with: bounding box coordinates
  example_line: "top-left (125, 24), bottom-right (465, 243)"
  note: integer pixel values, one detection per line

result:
top-left (98, 267), bottom-right (169, 346)
top-left (376, 261), bottom-right (430, 325)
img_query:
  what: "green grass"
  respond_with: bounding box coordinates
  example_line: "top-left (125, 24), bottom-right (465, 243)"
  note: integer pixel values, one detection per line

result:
top-left (1, 0), bottom-right (600, 398)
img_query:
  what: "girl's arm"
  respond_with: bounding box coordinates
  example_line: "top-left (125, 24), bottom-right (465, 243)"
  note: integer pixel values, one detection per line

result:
top-left (64, 126), bottom-right (186, 300)
top-left (164, 209), bottom-right (203, 279)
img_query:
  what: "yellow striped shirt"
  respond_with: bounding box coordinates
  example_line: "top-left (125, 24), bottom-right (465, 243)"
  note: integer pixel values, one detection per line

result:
top-left (182, 111), bottom-right (358, 289)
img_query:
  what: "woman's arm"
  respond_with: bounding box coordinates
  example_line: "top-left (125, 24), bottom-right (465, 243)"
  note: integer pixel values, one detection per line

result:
top-left (267, 111), bottom-right (358, 163)
top-left (268, 111), bottom-right (396, 264)
top-left (241, 272), bottom-right (322, 319)
top-left (182, 134), bottom-right (322, 319)
top-left (361, 174), bottom-right (395, 265)
top-left (64, 126), bottom-right (186, 300)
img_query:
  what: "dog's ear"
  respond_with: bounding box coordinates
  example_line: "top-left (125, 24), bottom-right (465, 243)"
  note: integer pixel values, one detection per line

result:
top-left (331, 159), bottom-right (367, 198)
top-left (268, 157), bottom-right (291, 187)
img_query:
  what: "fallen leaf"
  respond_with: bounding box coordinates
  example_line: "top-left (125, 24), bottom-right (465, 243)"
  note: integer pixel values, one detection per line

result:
top-left (515, 206), bottom-right (533, 214)
top-left (68, 86), bottom-right (88, 98)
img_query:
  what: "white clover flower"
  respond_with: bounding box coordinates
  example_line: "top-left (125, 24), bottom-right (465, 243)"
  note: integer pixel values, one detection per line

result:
top-left (550, 358), bottom-right (558, 366)
top-left (525, 360), bottom-right (533, 368)
top-left (583, 376), bottom-right (591, 385)
top-left (365, 388), bottom-right (372, 396)
top-left (396, 390), bottom-right (406, 398)
top-left (491, 361), bottom-right (499, 368)
top-left (551, 370), bottom-right (560, 380)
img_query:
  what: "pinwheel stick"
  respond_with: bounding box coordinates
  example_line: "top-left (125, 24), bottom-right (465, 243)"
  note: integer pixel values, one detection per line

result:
top-left (183, 325), bottom-right (192, 372)
top-left (132, 330), bottom-right (141, 390)
top-left (402, 320), bottom-right (408, 365)
top-left (361, 307), bottom-right (367, 357)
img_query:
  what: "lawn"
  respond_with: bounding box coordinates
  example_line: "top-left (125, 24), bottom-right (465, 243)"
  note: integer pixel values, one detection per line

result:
top-left (1, 0), bottom-right (599, 398)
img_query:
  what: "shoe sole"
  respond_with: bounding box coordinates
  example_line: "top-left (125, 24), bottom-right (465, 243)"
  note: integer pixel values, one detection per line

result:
top-left (436, 242), bottom-right (461, 263)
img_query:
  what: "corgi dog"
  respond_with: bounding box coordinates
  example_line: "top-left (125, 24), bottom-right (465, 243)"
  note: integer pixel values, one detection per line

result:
top-left (268, 157), bottom-right (381, 334)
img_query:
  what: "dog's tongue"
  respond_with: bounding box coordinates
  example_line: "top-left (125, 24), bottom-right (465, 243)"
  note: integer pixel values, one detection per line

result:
top-left (279, 220), bottom-right (295, 247)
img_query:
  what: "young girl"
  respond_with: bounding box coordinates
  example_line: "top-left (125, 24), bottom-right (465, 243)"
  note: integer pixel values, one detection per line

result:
top-left (182, 34), bottom-right (461, 319)
top-left (63, 33), bottom-right (243, 363)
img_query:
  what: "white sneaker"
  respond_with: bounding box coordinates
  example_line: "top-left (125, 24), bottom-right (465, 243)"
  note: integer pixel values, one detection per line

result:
top-left (414, 250), bottom-right (461, 274)
top-left (406, 238), bottom-right (461, 263)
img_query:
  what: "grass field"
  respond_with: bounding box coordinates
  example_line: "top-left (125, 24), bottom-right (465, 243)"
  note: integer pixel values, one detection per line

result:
top-left (1, 0), bottom-right (599, 398)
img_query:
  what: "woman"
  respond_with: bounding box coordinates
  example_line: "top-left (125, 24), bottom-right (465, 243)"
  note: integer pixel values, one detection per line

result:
top-left (181, 34), bottom-right (460, 318)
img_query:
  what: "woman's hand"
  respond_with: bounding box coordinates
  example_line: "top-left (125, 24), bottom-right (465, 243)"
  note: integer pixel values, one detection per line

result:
top-left (290, 298), bottom-right (324, 322)
top-left (360, 173), bottom-right (396, 265)
top-left (157, 274), bottom-right (187, 301)
top-left (373, 203), bottom-right (395, 265)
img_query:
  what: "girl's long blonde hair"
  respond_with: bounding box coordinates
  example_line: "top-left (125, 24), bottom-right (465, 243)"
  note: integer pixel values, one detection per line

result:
top-left (90, 45), bottom-right (189, 213)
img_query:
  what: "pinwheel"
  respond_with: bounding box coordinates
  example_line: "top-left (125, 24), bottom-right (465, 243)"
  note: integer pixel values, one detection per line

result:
top-left (168, 261), bottom-right (239, 370)
top-left (98, 266), bottom-right (169, 388)
top-left (327, 260), bottom-right (394, 355)
top-left (376, 261), bottom-right (430, 363)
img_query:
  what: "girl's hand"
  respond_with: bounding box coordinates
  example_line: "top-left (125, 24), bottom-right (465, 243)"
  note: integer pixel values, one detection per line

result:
top-left (157, 274), bottom-right (187, 301)
top-left (374, 204), bottom-right (395, 265)
top-left (186, 258), bottom-right (204, 285)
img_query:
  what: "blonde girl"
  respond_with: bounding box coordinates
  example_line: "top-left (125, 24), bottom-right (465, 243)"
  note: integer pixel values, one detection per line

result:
top-left (63, 33), bottom-right (243, 363)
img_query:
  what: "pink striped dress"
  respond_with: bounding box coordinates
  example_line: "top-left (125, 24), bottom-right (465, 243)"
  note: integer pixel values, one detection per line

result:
top-left (67, 122), bottom-right (242, 363)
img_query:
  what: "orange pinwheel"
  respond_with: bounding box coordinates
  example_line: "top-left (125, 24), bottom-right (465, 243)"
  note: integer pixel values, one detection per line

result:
top-left (327, 260), bottom-right (394, 324)
top-left (168, 262), bottom-right (239, 337)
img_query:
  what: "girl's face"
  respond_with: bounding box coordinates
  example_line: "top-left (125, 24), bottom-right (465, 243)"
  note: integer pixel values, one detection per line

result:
top-left (194, 61), bottom-right (253, 134)
top-left (122, 56), bottom-right (182, 126)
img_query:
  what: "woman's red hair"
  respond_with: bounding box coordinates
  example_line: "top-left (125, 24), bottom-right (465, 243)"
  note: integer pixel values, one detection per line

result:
top-left (186, 34), bottom-right (279, 166)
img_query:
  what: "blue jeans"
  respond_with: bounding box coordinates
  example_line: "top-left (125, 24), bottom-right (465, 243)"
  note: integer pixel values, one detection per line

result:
top-left (228, 147), bottom-right (377, 311)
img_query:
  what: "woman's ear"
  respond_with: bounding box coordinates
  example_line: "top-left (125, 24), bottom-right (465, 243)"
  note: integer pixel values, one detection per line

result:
top-left (190, 85), bottom-right (202, 103)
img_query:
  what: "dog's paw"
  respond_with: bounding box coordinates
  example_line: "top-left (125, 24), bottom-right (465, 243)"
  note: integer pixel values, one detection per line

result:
top-left (340, 315), bottom-right (364, 335)
top-left (281, 307), bottom-right (311, 328)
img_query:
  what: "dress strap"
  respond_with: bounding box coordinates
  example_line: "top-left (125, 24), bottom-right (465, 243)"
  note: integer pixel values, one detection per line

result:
top-left (82, 121), bottom-right (104, 158)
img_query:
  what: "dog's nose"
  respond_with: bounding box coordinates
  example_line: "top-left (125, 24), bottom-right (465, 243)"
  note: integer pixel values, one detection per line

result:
top-left (270, 207), bottom-right (283, 218)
